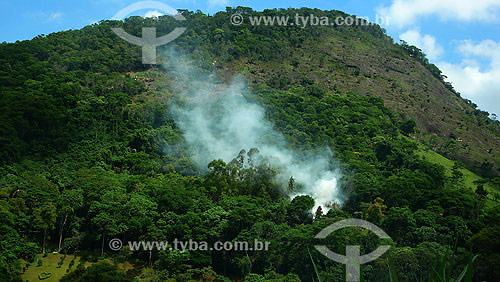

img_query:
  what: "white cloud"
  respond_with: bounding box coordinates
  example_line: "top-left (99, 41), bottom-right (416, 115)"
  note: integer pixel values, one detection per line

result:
top-left (437, 39), bottom-right (500, 115)
top-left (457, 39), bottom-right (500, 63)
top-left (399, 29), bottom-right (444, 60)
top-left (45, 12), bottom-right (63, 23)
top-left (377, 0), bottom-right (500, 29)
top-left (144, 10), bottom-right (163, 18)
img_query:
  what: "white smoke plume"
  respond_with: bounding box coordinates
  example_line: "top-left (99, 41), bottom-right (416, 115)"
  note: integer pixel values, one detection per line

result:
top-left (163, 54), bottom-right (343, 212)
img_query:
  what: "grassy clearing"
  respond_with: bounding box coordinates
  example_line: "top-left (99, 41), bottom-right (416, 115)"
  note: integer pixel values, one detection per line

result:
top-left (417, 148), bottom-right (498, 206)
top-left (20, 253), bottom-right (134, 282)
top-left (20, 253), bottom-right (87, 282)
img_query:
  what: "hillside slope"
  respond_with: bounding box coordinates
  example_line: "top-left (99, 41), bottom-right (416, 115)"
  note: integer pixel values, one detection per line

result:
top-left (5, 7), bottom-right (497, 174)
top-left (206, 9), bottom-right (500, 175)
top-left (1, 7), bottom-right (500, 282)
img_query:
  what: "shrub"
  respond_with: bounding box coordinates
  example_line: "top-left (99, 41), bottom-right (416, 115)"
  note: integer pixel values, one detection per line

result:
top-left (68, 257), bottom-right (75, 269)
top-left (57, 255), bottom-right (65, 268)
top-left (38, 271), bottom-right (52, 280)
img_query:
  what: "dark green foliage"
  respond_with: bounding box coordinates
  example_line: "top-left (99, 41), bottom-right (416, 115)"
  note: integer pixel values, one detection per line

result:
top-left (0, 7), bottom-right (497, 282)
top-left (387, 247), bottom-right (478, 282)
top-left (400, 119), bottom-right (416, 136)
top-left (287, 195), bottom-right (315, 225)
top-left (59, 263), bottom-right (131, 282)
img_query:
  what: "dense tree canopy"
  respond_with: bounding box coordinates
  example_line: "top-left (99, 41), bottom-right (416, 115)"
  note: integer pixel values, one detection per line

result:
top-left (0, 7), bottom-right (499, 282)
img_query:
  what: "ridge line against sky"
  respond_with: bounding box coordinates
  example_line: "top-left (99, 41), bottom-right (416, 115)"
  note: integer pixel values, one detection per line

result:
top-left (1, 0), bottom-right (499, 116)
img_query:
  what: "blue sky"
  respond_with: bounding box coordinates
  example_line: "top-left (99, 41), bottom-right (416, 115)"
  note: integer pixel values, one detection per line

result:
top-left (1, 0), bottom-right (500, 115)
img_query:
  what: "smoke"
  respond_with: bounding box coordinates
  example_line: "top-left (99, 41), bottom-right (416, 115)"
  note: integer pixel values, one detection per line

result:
top-left (163, 53), bottom-right (342, 211)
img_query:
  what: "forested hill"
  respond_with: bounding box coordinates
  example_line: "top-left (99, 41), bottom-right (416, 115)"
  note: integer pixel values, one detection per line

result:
top-left (1, 7), bottom-right (500, 282)
top-left (1, 7), bottom-right (499, 175)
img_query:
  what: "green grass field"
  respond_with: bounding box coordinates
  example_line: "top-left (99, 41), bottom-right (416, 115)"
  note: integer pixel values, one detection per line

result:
top-left (20, 253), bottom-right (88, 282)
top-left (20, 253), bottom-right (135, 282)
top-left (417, 148), bottom-right (498, 206)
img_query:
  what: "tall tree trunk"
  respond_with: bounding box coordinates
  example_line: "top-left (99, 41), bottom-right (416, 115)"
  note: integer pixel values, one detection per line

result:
top-left (149, 249), bottom-right (152, 267)
top-left (42, 228), bottom-right (47, 254)
top-left (58, 213), bottom-right (68, 253)
top-left (101, 234), bottom-right (105, 256)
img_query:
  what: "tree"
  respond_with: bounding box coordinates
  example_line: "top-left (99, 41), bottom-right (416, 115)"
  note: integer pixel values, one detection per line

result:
top-left (205, 159), bottom-right (230, 201)
top-left (60, 263), bottom-right (132, 282)
top-left (400, 119), bottom-right (416, 136)
top-left (367, 197), bottom-right (387, 224)
top-left (287, 176), bottom-right (296, 192)
top-left (56, 189), bottom-right (83, 252)
top-left (475, 184), bottom-right (488, 198)
top-left (124, 192), bottom-right (158, 238)
top-left (383, 206), bottom-right (415, 244)
top-left (244, 273), bottom-right (265, 282)
top-left (314, 206), bottom-right (323, 221)
top-left (287, 195), bottom-right (315, 225)
top-left (89, 187), bottom-right (128, 256)
top-left (33, 203), bottom-right (57, 254)
top-left (391, 247), bottom-right (419, 282)
top-left (451, 162), bottom-right (464, 181)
